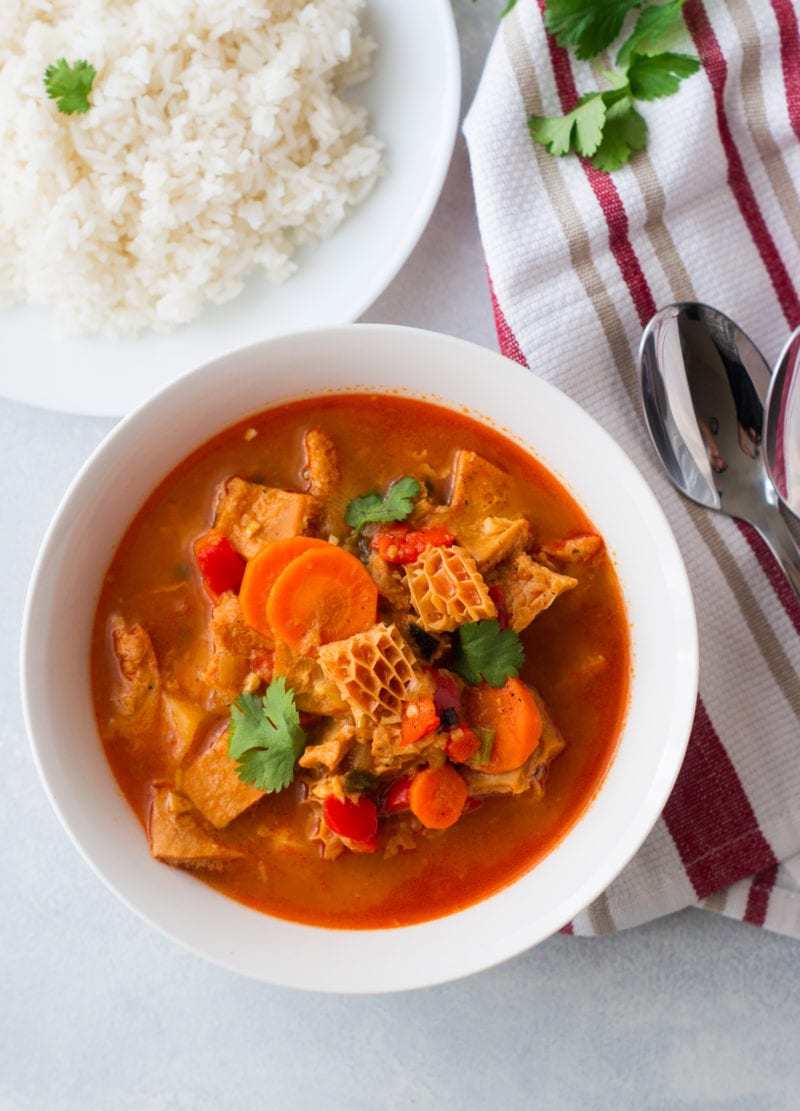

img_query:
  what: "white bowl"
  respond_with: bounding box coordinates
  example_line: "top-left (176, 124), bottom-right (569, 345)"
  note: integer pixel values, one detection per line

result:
top-left (21, 325), bottom-right (698, 993)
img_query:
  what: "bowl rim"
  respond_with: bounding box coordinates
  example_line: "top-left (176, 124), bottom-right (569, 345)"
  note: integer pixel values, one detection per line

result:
top-left (20, 323), bottom-right (699, 993)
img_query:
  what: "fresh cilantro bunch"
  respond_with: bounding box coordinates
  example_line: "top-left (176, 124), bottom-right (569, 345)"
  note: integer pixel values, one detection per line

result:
top-left (43, 58), bottom-right (96, 116)
top-left (228, 678), bottom-right (308, 792)
top-left (529, 0), bottom-right (700, 172)
top-left (344, 476), bottom-right (421, 534)
top-left (452, 619), bottom-right (525, 687)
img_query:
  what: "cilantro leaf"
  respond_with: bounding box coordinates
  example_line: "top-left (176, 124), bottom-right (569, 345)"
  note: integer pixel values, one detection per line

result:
top-left (543, 0), bottom-right (643, 60)
top-left (528, 1), bottom-right (698, 172)
top-left (344, 475), bottom-right (421, 534)
top-left (452, 619), bottom-right (525, 688)
top-left (626, 51), bottom-right (700, 100)
top-left (591, 100), bottom-right (647, 171)
top-left (616, 0), bottom-right (689, 65)
top-left (43, 58), bottom-right (96, 116)
top-left (529, 91), bottom-right (608, 158)
top-left (228, 679), bottom-right (307, 792)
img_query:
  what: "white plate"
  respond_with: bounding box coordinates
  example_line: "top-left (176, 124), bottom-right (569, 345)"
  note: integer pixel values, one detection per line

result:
top-left (0, 1), bottom-right (460, 417)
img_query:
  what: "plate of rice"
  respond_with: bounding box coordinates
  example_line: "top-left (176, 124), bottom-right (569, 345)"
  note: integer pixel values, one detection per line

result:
top-left (0, 0), bottom-right (460, 415)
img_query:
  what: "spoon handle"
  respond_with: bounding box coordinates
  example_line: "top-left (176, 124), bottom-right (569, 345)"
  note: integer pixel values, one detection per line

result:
top-left (755, 512), bottom-right (800, 602)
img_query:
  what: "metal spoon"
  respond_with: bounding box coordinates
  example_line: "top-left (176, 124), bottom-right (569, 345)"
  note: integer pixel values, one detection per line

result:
top-left (638, 301), bottom-right (800, 601)
top-left (764, 324), bottom-right (800, 519)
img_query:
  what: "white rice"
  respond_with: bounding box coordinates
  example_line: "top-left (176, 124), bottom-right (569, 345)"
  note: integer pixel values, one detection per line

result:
top-left (0, 0), bottom-right (383, 336)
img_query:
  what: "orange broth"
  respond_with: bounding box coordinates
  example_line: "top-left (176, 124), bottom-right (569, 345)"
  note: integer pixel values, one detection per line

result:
top-left (91, 393), bottom-right (630, 928)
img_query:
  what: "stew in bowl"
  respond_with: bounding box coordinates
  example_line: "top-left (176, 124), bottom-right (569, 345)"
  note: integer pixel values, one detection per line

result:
top-left (22, 325), bottom-right (697, 991)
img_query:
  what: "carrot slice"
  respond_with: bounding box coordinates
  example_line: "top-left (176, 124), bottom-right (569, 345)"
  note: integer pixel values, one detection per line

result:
top-left (239, 536), bottom-right (329, 636)
top-left (266, 544), bottom-right (378, 652)
top-left (462, 677), bottom-right (542, 774)
top-left (408, 764), bottom-right (468, 830)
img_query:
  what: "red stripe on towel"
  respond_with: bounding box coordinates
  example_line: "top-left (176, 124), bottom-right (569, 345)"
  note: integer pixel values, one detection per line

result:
top-left (533, 6), bottom-right (777, 899)
top-left (541, 0), bottom-right (800, 620)
top-left (488, 270), bottom-right (529, 367)
top-left (684, 0), bottom-right (800, 328)
top-left (770, 0), bottom-right (800, 141)
top-left (662, 700), bottom-right (776, 898)
top-left (539, 7), bottom-right (657, 328)
top-left (680, 3), bottom-right (800, 618)
top-left (743, 863), bottom-right (779, 927)
top-left (738, 522), bottom-right (800, 636)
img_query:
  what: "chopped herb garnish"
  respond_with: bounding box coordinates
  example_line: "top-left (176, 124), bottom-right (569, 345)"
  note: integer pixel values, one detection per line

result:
top-left (228, 678), bottom-right (307, 793)
top-left (44, 58), bottom-right (96, 116)
top-left (474, 727), bottom-right (496, 766)
top-left (344, 476), bottom-right (421, 535)
top-left (343, 769), bottom-right (379, 794)
top-left (452, 619), bottom-right (525, 688)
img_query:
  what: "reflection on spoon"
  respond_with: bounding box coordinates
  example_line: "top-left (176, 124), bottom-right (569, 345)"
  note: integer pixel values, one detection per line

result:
top-left (765, 326), bottom-right (800, 520)
top-left (638, 302), bottom-right (800, 602)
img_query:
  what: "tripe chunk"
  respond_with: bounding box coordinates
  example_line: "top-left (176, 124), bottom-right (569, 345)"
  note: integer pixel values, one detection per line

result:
top-left (214, 476), bottom-right (318, 559)
top-left (181, 730), bottom-right (265, 829)
top-left (148, 784), bottom-right (242, 870)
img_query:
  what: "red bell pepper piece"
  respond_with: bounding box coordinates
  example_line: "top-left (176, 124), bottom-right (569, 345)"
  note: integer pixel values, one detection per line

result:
top-left (194, 530), bottom-right (246, 597)
top-left (323, 794), bottom-right (378, 845)
top-left (383, 775), bottom-right (412, 813)
top-left (370, 524), bottom-right (454, 564)
top-left (401, 696), bottom-right (440, 746)
top-left (445, 725), bottom-right (481, 763)
top-left (348, 829), bottom-right (380, 854)
top-left (430, 669), bottom-right (463, 721)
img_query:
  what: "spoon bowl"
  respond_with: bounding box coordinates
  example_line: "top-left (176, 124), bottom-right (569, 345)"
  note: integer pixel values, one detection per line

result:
top-left (639, 302), bottom-right (800, 600)
top-left (765, 325), bottom-right (800, 519)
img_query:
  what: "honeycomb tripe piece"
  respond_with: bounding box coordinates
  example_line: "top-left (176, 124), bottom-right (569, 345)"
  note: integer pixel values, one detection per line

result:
top-left (405, 544), bottom-right (497, 632)
top-left (317, 624), bottom-right (417, 724)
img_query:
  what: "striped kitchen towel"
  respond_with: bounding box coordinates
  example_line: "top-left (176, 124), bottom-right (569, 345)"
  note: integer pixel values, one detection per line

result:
top-left (464, 0), bottom-right (800, 937)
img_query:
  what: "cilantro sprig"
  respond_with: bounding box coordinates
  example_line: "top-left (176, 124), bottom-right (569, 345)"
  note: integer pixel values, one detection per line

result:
top-left (452, 619), bottom-right (525, 688)
top-left (502, 0), bottom-right (699, 172)
top-left (228, 678), bottom-right (308, 793)
top-left (344, 476), bottom-right (421, 535)
top-left (44, 58), bottom-right (96, 116)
